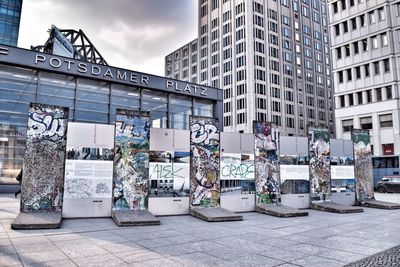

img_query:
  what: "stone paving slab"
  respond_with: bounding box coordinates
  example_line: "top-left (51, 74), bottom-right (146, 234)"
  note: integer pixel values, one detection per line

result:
top-left (256, 204), bottom-right (309, 217)
top-left (344, 245), bottom-right (400, 267)
top-left (0, 194), bottom-right (400, 266)
top-left (112, 210), bottom-right (160, 226)
top-left (364, 200), bottom-right (400, 210)
top-left (11, 212), bottom-right (62, 229)
top-left (312, 202), bottom-right (364, 213)
top-left (190, 207), bottom-right (243, 222)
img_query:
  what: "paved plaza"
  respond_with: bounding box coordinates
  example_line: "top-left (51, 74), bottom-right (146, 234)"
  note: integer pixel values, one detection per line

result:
top-left (0, 193), bottom-right (400, 267)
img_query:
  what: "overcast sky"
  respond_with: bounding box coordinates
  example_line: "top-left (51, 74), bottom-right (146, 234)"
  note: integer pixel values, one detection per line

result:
top-left (18, 0), bottom-right (197, 76)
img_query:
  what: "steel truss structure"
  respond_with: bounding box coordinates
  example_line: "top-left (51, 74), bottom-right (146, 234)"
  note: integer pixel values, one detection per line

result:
top-left (31, 25), bottom-right (108, 65)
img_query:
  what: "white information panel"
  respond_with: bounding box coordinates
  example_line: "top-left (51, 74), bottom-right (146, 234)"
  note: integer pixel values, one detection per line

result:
top-left (148, 130), bottom-right (191, 216)
top-left (280, 147), bottom-right (310, 209)
top-left (280, 165), bottom-right (309, 182)
top-left (220, 151), bottom-right (256, 212)
top-left (63, 123), bottom-right (114, 218)
top-left (331, 166), bottom-right (355, 180)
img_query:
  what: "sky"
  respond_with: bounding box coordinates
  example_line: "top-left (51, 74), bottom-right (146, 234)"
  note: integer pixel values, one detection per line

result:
top-left (18, 0), bottom-right (198, 76)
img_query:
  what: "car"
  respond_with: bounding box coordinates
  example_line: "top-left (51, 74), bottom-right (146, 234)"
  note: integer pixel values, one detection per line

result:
top-left (376, 176), bottom-right (400, 193)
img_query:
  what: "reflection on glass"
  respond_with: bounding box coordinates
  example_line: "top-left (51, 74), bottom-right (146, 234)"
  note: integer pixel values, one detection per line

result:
top-left (169, 94), bottom-right (192, 129)
top-left (76, 78), bottom-right (109, 123)
top-left (194, 99), bottom-right (213, 117)
top-left (141, 89), bottom-right (167, 128)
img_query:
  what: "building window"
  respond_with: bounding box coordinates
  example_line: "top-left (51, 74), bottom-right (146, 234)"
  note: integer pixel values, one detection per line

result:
top-left (357, 92), bottom-right (363, 104)
top-left (360, 117), bottom-right (372, 130)
top-left (373, 61), bottom-right (380, 75)
top-left (339, 95), bottom-right (345, 107)
top-left (369, 11), bottom-right (376, 24)
top-left (343, 21), bottom-right (348, 33)
top-left (386, 86), bottom-right (392, 99)
top-left (355, 66), bottom-right (361, 79)
top-left (383, 59), bottom-right (390, 72)
top-left (350, 18), bottom-right (357, 30)
top-left (379, 114), bottom-right (393, 128)
top-left (342, 119), bottom-right (354, 132)
top-left (338, 71), bottom-right (343, 83)
top-left (334, 24), bottom-right (340, 35)
top-left (333, 2), bottom-right (338, 13)
top-left (376, 88), bottom-right (382, 101)
top-left (378, 7), bottom-right (385, 21)
top-left (362, 39), bottom-right (368, 51)
top-left (364, 64), bottom-right (370, 77)
top-left (360, 14), bottom-right (365, 27)
top-left (382, 33), bottom-right (388, 46)
top-left (347, 69), bottom-right (352, 81)
top-left (371, 36), bottom-right (378, 49)
top-left (353, 42), bottom-right (359, 54)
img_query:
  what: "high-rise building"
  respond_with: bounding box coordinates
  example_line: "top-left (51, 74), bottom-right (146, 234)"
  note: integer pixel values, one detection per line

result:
top-left (166, 0), bottom-right (334, 135)
top-left (0, 0), bottom-right (22, 46)
top-left (165, 39), bottom-right (198, 84)
top-left (329, 0), bottom-right (399, 155)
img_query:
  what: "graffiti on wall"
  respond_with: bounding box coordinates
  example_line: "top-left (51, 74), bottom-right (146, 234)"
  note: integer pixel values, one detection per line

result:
top-left (113, 109), bottom-right (151, 211)
top-left (253, 121), bottom-right (280, 205)
top-left (352, 129), bottom-right (374, 204)
top-left (220, 153), bottom-right (255, 195)
top-left (21, 103), bottom-right (69, 212)
top-left (148, 151), bottom-right (190, 197)
top-left (308, 128), bottom-right (331, 202)
top-left (190, 116), bottom-right (220, 207)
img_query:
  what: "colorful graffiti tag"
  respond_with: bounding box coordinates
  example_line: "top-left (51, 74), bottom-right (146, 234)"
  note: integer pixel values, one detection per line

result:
top-left (113, 109), bottom-right (151, 211)
top-left (352, 129), bottom-right (374, 204)
top-left (21, 103), bottom-right (69, 212)
top-left (308, 127), bottom-right (331, 203)
top-left (253, 121), bottom-right (280, 205)
top-left (189, 116), bottom-right (220, 207)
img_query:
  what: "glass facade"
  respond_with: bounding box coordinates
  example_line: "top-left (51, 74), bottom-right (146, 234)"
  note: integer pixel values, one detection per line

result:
top-left (0, 64), bottom-right (216, 184)
top-left (0, 0), bottom-right (22, 46)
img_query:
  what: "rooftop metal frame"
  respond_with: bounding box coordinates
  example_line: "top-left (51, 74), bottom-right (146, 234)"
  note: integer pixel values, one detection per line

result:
top-left (31, 26), bottom-right (108, 65)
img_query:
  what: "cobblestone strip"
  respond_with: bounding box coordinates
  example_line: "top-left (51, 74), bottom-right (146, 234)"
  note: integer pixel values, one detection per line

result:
top-left (345, 245), bottom-right (400, 267)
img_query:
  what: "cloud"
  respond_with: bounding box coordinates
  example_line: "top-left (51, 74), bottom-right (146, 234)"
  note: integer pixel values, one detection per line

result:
top-left (18, 0), bottom-right (197, 76)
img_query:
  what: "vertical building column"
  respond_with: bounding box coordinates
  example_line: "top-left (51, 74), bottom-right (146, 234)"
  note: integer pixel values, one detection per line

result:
top-left (362, 90), bottom-right (368, 104)
top-left (372, 112), bottom-right (381, 156)
top-left (335, 96), bottom-right (341, 108)
top-left (353, 115), bottom-right (361, 129)
top-left (338, 0), bottom-right (343, 11)
top-left (382, 86), bottom-right (388, 100)
top-left (344, 94), bottom-right (350, 107)
top-left (371, 88), bottom-right (377, 102)
top-left (360, 60), bottom-right (366, 77)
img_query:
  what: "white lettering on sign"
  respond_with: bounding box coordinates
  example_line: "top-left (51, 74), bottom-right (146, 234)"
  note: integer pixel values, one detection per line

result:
top-left (34, 54), bottom-right (151, 87)
top-left (33, 54), bottom-right (211, 97)
top-left (166, 80), bottom-right (208, 96)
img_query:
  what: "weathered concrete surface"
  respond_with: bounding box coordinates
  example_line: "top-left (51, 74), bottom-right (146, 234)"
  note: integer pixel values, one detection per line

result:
top-left (312, 202), bottom-right (364, 213)
top-left (256, 204), bottom-right (309, 217)
top-left (112, 210), bottom-right (160, 226)
top-left (190, 207), bottom-right (243, 222)
top-left (364, 200), bottom-right (400, 210)
top-left (345, 245), bottom-right (400, 267)
top-left (11, 212), bottom-right (62, 229)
